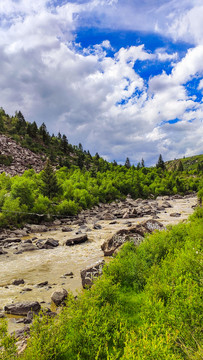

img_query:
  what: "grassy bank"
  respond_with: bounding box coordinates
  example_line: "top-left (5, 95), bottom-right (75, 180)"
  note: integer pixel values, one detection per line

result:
top-left (1, 200), bottom-right (202, 359)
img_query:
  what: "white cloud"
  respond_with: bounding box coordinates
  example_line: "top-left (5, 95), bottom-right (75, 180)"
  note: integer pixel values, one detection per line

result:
top-left (0, 0), bottom-right (202, 165)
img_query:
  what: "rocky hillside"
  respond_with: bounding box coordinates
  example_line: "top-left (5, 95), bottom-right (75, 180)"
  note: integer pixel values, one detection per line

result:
top-left (0, 135), bottom-right (45, 176)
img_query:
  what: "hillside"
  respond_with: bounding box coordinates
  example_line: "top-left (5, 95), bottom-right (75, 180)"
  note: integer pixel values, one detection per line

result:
top-left (165, 154), bottom-right (203, 172)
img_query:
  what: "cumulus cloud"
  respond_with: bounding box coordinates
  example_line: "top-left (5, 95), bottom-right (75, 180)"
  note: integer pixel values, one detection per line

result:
top-left (0, 0), bottom-right (202, 165)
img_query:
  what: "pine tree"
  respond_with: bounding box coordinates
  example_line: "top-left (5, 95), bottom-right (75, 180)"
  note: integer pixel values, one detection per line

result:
top-left (156, 154), bottom-right (165, 170)
top-left (40, 159), bottom-right (60, 199)
top-left (125, 157), bottom-right (131, 169)
top-left (141, 158), bottom-right (145, 168)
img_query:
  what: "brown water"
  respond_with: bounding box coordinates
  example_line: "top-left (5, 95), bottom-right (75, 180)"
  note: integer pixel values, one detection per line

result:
top-left (0, 195), bottom-right (197, 332)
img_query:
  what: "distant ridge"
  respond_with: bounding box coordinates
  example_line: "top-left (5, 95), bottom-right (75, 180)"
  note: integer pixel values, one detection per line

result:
top-left (165, 154), bottom-right (203, 172)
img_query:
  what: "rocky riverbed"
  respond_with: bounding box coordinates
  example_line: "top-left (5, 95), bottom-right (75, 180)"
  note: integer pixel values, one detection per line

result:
top-left (0, 194), bottom-right (197, 334)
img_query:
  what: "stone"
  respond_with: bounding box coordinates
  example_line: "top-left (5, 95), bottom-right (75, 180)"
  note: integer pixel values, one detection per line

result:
top-left (101, 219), bottom-right (164, 256)
top-left (93, 224), bottom-right (102, 230)
top-left (27, 224), bottom-right (48, 233)
top-left (4, 301), bottom-right (41, 316)
top-left (37, 281), bottom-right (48, 288)
top-left (65, 234), bottom-right (88, 246)
top-left (44, 238), bottom-right (59, 249)
top-left (17, 243), bottom-right (38, 252)
top-left (51, 289), bottom-right (68, 306)
top-left (80, 261), bottom-right (105, 288)
top-left (12, 279), bottom-right (25, 286)
top-left (62, 227), bottom-right (73, 232)
top-left (170, 212), bottom-right (181, 217)
top-left (12, 326), bottom-right (30, 339)
top-left (0, 248), bottom-right (7, 255)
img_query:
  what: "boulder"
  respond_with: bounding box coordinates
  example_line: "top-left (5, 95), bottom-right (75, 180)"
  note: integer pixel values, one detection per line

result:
top-left (80, 261), bottom-right (105, 288)
top-left (65, 234), bottom-right (88, 246)
top-left (101, 219), bottom-right (164, 256)
top-left (44, 238), bottom-right (59, 249)
top-left (17, 243), bottom-right (38, 252)
top-left (51, 289), bottom-right (68, 306)
top-left (4, 301), bottom-right (41, 315)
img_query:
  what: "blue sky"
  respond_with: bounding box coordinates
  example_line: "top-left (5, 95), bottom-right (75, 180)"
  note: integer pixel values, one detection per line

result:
top-left (0, 0), bottom-right (202, 165)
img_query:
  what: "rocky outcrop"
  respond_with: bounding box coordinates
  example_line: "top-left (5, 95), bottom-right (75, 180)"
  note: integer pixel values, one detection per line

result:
top-left (0, 135), bottom-right (44, 176)
top-left (4, 301), bottom-right (41, 315)
top-left (80, 261), bottom-right (105, 288)
top-left (101, 219), bottom-right (165, 256)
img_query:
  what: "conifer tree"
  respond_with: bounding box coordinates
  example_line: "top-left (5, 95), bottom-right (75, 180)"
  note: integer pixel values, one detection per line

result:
top-left (125, 157), bottom-right (131, 169)
top-left (156, 154), bottom-right (165, 170)
top-left (40, 159), bottom-right (60, 199)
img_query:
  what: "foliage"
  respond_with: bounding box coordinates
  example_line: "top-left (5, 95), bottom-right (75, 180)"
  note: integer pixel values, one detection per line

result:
top-left (1, 207), bottom-right (202, 359)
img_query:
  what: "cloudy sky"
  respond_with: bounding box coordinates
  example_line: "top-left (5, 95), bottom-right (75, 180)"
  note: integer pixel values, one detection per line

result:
top-left (0, 0), bottom-right (203, 165)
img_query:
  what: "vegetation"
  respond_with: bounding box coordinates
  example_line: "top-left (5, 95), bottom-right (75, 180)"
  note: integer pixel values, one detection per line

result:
top-left (1, 205), bottom-right (202, 359)
top-left (0, 161), bottom-right (202, 228)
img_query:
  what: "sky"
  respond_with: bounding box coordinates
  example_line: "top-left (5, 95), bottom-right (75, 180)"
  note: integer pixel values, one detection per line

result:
top-left (0, 0), bottom-right (203, 165)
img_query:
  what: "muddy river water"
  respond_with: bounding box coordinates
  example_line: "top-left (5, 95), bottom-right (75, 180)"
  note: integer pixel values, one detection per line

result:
top-left (0, 195), bottom-right (197, 332)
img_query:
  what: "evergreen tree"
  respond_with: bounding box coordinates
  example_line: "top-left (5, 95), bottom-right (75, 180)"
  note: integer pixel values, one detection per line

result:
top-left (125, 157), bottom-right (131, 169)
top-left (156, 154), bottom-right (165, 170)
top-left (61, 134), bottom-right (68, 153)
top-left (39, 123), bottom-right (49, 144)
top-left (40, 159), bottom-right (60, 199)
top-left (177, 160), bottom-right (184, 172)
top-left (141, 158), bottom-right (145, 168)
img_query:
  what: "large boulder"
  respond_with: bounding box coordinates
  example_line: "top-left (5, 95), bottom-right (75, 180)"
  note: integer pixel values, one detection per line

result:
top-left (51, 289), bottom-right (68, 306)
top-left (65, 234), bottom-right (88, 246)
top-left (101, 220), bottom-right (164, 256)
top-left (4, 301), bottom-right (41, 315)
top-left (80, 261), bottom-right (105, 288)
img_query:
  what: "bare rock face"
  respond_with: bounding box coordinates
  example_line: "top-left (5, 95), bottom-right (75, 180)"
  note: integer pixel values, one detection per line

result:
top-left (51, 289), bottom-right (68, 306)
top-left (80, 261), bottom-right (105, 288)
top-left (4, 301), bottom-right (41, 315)
top-left (0, 135), bottom-right (45, 176)
top-left (65, 234), bottom-right (88, 246)
top-left (101, 219), bottom-right (165, 256)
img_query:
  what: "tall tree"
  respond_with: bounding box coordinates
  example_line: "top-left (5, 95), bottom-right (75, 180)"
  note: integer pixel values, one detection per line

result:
top-left (156, 154), bottom-right (165, 170)
top-left (125, 157), bottom-right (131, 169)
top-left (40, 159), bottom-right (60, 199)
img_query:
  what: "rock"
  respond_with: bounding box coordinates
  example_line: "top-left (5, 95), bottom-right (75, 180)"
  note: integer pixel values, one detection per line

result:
top-left (80, 261), bottom-right (105, 288)
top-left (44, 238), bottom-right (59, 249)
top-left (2, 237), bottom-right (22, 245)
top-left (37, 281), bottom-right (48, 288)
top-left (101, 219), bottom-right (164, 256)
top-left (17, 243), bottom-right (38, 252)
top-left (4, 301), bottom-right (41, 315)
top-left (93, 224), bottom-right (102, 230)
top-left (65, 234), bottom-right (88, 246)
top-left (0, 312), bottom-right (5, 318)
top-left (12, 279), bottom-right (25, 286)
top-left (101, 213), bottom-right (115, 220)
top-left (51, 289), bottom-right (68, 306)
top-left (12, 326), bottom-right (30, 339)
top-left (0, 248), bottom-right (7, 255)
top-left (27, 224), bottom-right (48, 233)
top-left (170, 212), bottom-right (181, 217)
top-left (64, 272), bottom-right (74, 276)
top-left (53, 220), bottom-right (61, 225)
top-left (62, 227), bottom-right (73, 232)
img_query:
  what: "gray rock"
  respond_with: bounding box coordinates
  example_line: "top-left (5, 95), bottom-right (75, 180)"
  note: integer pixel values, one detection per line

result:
top-left (62, 227), bottom-right (73, 232)
top-left (170, 212), bottom-right (181, 217)
top-left (65, 234), bottom-right (88, 246)
top-left (37, 281), bottom-right (48, 288)
top-left (51, 289), bottom-right (68, 306)
top-left (80, 261), bottom-right (105, 288)
top-left (4, 301), bottom-right (41, 315)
